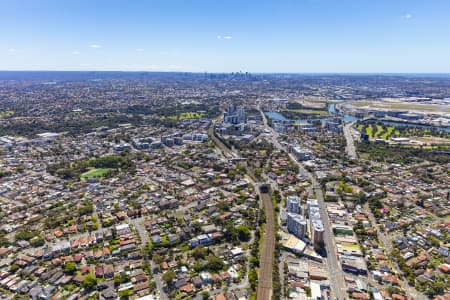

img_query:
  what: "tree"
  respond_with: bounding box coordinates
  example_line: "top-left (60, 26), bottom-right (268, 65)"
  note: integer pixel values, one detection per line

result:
top-left (236, 225), bottom-right (251, 242)
top-left (227, 169), bottom-right (237, 180)
top-left (82, 274), bottom-right (97, 291)
top-left (162, 270), bottom-right (176, 286)
top-left (119, 289), bottom-right (133, 299)
top-left (64, 261), bottom-right (77, 275)
top-left (143, 240), bottom-right (153, 258)
top-left (0, 236), bottom-right (10, 247)
top-left (206, 255), bottom-right (225, 272)
top-left (192, 246), bottom-right (207, 259)
top-left (201, 291), bottom-right (210, 300)
top-left (153, 253), bottom-right (164, 264)
top-left (248, 269), bottom-right (258, 290)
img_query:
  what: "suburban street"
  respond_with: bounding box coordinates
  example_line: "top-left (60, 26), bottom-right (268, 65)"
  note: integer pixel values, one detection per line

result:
top-left (130, 218), bottom-right (168, 300)
top-left (363, 204), bottom-right (427, 300)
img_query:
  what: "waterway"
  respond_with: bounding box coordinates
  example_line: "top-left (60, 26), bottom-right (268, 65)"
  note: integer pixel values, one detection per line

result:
top-left (266, 104), bottom-right (450, 132)
top-left (264, 105), bottom-right (355, 124)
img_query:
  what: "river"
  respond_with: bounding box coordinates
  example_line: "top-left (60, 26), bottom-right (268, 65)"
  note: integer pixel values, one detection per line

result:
top-left (265, 104), bottom-right (450, 132)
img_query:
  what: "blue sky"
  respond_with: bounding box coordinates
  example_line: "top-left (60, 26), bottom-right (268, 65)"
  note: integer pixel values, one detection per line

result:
top-left (1, 0), bottom-right (450, 72)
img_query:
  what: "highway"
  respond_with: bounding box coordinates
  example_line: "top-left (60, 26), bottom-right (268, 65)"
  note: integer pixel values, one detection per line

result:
top-left (259, 107), bottom-right (348, 300)
top-left (343, 122), bottom-right (357, 159)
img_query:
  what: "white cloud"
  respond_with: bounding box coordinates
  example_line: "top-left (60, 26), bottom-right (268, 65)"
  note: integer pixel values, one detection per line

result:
top-left (89, 44), bottom-right (101, 48)
top-left (136, 48), bottom-right (144, 52)
top-left (402, 13), bottom-right (413, 20)
top-left (8, 48), bottom-right (17, 52)
top-left (72, 51), bottom-right (80, 55)
top-left (217, 35), bottom-right (232, 40)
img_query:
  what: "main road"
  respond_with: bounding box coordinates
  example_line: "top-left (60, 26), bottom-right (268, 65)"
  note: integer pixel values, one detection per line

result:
top-left (343, 122), bottom-right (357, 159)
top-left (258, 107), bottom-right (347, 300)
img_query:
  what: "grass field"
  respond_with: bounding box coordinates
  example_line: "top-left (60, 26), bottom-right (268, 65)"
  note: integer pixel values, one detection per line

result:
top-left (81, 168), bottom-right (114, 179)
top-left (374, 125), bottom-right (383, 138)
top-left (160, 112), bottom-right (204, 120)
top-left (0, 110), bottom-right (14, 119)
top-left (354, 123), bottom-right (398, 140)
top-left (366, 125), bottom-right (373, 137)
top-left (381, 126), bottom-right (394, 139)
top-left (287, 109), bottom-right (328, 115)
top-left (342, 243), bottom-right (361, 252)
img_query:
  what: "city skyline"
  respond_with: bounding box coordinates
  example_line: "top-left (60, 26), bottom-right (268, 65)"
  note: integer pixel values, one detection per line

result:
top-left (2, 0), bottom-right (450, 73)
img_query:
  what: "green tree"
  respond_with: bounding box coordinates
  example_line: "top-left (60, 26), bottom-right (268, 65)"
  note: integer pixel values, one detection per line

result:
top-left (206, 255), bottom-right (225, 272)
top-left (64, 261), bottom-right (77, 275)
top-left (192, 246), bottom-right (207, 259)
top-left (248, 269), bottom-right (258, 290)
top-left (153, 253), bottom-right (164, 264)
top-left (119, 289), bottom-right (133, 299)
top-left (236, 225), bottom-right (251, 242)
top-left (82, 273), bottom-right (97, 291)
top-left (201, 291), bottom-right (210, 300)
top-left (162, 270), bottom-right (176, 286)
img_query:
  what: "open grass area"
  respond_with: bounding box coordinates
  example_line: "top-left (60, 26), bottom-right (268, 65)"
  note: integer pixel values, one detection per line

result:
top-left (366, 125), bottom-right (373, 137)
top-left (160, 112), bottom-right (204, 120)
top-left (374, 124), bottom-right (384, 138)
top-left (342, 244), bottom-right (360, 252)
top-left (355, 123), bottom-right (384, 139)
top-left (381, 126), bottom-right (394, 139)
top-left (81, 168), bottom-right (114, 179)
top-left (0, 110), bottom-right (14, 119)
top-left (287, 109), bottom-right (328, 115)
top-left (352, 122), bottom-right (437, 141)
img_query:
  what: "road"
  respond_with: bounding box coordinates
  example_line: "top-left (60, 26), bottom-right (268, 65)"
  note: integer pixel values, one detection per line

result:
top-left (343, 122), bottom-right (357, 159)
top-left (256, 191), bottom-right (276, 300)
top-left (312, 180), bottom-right (347, 300)
top-left (259, 107), bottom-right (348, 300)
top-left (131, 218), bottom-right (168, 300)
top-left (363, 204), bottom-right (427, 300)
